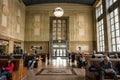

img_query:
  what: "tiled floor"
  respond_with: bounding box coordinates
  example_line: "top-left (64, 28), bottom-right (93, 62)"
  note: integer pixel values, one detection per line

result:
top-left (24, 57), bottom-right (85, 80)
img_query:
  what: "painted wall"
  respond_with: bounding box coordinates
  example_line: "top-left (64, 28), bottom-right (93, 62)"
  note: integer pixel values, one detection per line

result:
top-left (0, 0), bottom-right (25, 54)
top-left (25, 3), bottom-right (94, 53)
top-left (24, 41), bottom-right (49, 54)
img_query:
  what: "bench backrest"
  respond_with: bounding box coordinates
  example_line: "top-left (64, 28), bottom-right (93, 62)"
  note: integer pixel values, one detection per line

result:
top-left (0, 59), bottom-right (23, 71)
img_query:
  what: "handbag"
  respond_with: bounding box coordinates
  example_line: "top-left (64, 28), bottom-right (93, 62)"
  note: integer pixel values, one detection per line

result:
top-left (89, 65), bottom-right (97, 72)
top-left (105, 68), bottom-right (115, 73)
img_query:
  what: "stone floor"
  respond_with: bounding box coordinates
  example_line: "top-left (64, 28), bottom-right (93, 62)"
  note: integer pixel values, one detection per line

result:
top-left (23, 57), bottom-right (85, 80)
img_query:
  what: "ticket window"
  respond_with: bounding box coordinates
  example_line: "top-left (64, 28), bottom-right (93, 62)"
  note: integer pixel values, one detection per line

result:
top-left (0, 41), bottom-right (9, 55)
top-left (14, 43), bottom-right (22, 54)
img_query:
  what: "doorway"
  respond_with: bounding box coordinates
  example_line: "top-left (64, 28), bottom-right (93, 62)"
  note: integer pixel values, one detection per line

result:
top-left (50, 17), bottom-right (69, 58)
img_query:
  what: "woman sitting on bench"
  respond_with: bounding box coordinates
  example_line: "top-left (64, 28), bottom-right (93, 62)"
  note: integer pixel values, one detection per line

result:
top-left (0, 59), bottom-right (14, 80)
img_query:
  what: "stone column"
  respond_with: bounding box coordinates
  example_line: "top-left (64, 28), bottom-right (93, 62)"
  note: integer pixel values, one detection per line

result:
top-left (21, 41), bottom-right (24, 52)
top-left (8, 40), bottom-right (14, 54)
top-left (102, 0), bottom-right (109, 52)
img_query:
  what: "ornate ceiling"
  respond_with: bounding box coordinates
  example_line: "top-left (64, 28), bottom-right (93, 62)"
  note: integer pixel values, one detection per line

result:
top-left (22, 0), bottom-right (96, 6)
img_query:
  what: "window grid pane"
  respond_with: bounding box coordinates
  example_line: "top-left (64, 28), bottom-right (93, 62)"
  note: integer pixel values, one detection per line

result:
top-left (109, 8), bottom-right (120, 52)
top-left (106, 0), bottom-right (117, 8)
top-left (97, 19), bottom-right (105, 52)
top-left (96, 4), bottom-right (103, 18)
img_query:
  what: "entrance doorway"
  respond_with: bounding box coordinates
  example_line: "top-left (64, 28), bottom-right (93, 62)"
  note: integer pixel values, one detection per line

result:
top-left (50, 17), bottom-right (69, 58)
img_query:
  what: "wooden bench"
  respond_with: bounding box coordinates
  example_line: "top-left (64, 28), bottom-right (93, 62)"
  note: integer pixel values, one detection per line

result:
top-left (86, 58), bottom-right (120, 80)
top-left (0, 59), bottom-right (27, 80)
top-left (24, 55), bottom-right (42, 68)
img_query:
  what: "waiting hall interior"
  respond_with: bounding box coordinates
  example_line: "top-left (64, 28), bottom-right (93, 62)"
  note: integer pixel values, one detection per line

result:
top-left (1, 0), bottom-right (120, 80)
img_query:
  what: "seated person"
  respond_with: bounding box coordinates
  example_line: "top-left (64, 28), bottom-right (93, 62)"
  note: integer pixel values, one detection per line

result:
top-left (71, 53), bottom-right (75, 63)
top-left (28, 56), bottom-right (37, 69)
top-left (0, 59), bottom-right (14, 80)
top-left (113, 54), bottom-right (120, 75)
top-left (79, 53), bottom-right (85, 68)
top-left (0, 50), bottom-right (6, 55)
top-left (114, 53), bottom-right (119, 58)
top-left (92, 50), bottom-right (96, 58)
top-left (97, 56), bottom-right (118, 80)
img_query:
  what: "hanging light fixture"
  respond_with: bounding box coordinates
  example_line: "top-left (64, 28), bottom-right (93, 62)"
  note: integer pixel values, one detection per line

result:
top-left (54, 7), bottom-right (64, 17)
top-left (54, 0), bottom-right (64, 17)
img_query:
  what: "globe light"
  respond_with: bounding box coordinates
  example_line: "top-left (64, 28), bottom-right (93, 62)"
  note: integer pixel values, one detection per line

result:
top-left (54, 7), bottom-right (64, 17)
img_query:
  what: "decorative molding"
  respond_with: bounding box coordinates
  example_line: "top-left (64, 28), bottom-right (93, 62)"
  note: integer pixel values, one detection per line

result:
top-left (0, 34), bottom-right (24, 42)
top-left (1, 14), bottom-right (7, 27)
top-left (17, 24), bottom-right (20, 33)
top-left (34, 28), bottom-right (40, 36)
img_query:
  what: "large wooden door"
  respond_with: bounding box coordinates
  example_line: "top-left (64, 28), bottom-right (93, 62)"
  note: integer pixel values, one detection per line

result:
top-left (50, 17), bottom-right (69, 57)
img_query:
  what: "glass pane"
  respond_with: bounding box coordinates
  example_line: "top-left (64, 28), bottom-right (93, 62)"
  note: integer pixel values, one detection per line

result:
top-left (98, 9), bottom-right (100, 17)
top-left (63, 28), bottom-right (66, 32)
top-left (112, 38), bottom-right (115, 44)
top-left (106, 0), bottom-right (109, 8)
top-left (53, 49), bottom-right (56, 56)
top-left (63, 49), bottom-right (66, 56)
top-left (60, 45), bottom-right (66, 47)
top-left (115, 15), bottom-right (119, 22)
top-left (58, 20), bottom-right (61, 23)
top-left (110, 12), bottom-right (113, 18)
top-left (96, 4), bottom-right (103, 17)
top-left (115, 23), bottom-right (119, 29)
top-left (116, 30), bottom-right (120, 36)
top-left (114, 8), bottom-right (118, 16)
top-left (117, 45), bottom-right (120, 51)
top-left (101, 19), bottom-right (103, 24)
top-left (62, 37), bottom-right (66, 40)
top-left (99, 26), bottom-right (101, 31)
top-left (100, 41), bottom-right (102, 46)
top-left (102, 36), bottom-right (104, 40)
top-left (96, 9), bottom-right (98, 18)
top-left (58, 28), bottom-right (61, 32)
top-left (102, 30), bottom-right (104, 35)
top-left (100, 36), bottom-right (102, 41)
top-left (62, 24), bottom-right (66, 27)
top-left (111, 25), bottom-right (114, 31)
top-left (53, 32), bottom-right (56, 36)
top-left (100, 47), bottom-right (102, 52)
top-left (110, 18), bottom-right (114, 25)
top-left (103, 47), bottom-right (105, 51)
top-left (57, 49), bottom-right (59, 56)
top-left (101, 25), bottom-right (104, 29)
top-left (58, 24), bottom-right (61, 27)
top-left (54, 44), bottom-right (59, 47)
top-left (116, 37), bottom-right (120, 44)
top-left (53, 24), bottom-right (56, 27)
top-left (112, 45), bottom-right (116, 51)
top-left (109, 0), bottom-right (113, 6)
top-left (103, 42), bottom-right (105, 46)
top-left (99, 21), bottom-right (102, 26)
top-left (112, 31), bottom-right (115, 37)
top-left (97, 22), bottom-right (100, 26)
top-left (60, 49), bottom-right (62, 56)
top-left (53, 20), bottom-right (56, 23)
top-left (62, 20), bottom-right (66, 24)
top-left (53, 37), bottom-right (56, 40)
top-left (53, 28), bottom-right (56, 31)
top-left (57, 32), bottom-right (61, 35)
top-left (100, 5), bottom-right (103, 14)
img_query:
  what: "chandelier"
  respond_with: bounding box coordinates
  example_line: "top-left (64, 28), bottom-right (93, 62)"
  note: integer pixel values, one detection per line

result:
top-left (54, 7), bottom-right (64, 17)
